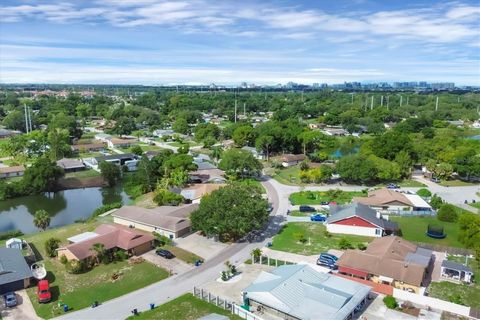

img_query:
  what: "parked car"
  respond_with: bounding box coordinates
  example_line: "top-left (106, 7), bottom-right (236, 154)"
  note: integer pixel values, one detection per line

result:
top-left (316, 253), bottom-right (338, 269)
top-left (320, 201), bottom-right (330, 205)
top-left (310, 214), bottom-right (326, 222)
top-left (3, 292), bottom-right (17, 308)
top-left (37, 280), bottom-right (51, 303)
top-left (431, 177), bottom-right (440, 183)
top-left (299, 205), bottom-right (316, 212)
top-left (386, 183), bottom-right (400, 189)
top-left (155, 249), bottom-right (175, 259)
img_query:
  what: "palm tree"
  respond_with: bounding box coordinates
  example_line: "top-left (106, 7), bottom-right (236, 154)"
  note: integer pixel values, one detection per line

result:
top-left (33, 210), bottom-right (50, 231)
top-left (251, 248), bottom-right (262, 263)
top-left (210, 146), bottom-right (223, 165)
top-left (91, 243), bottom-right (106, 264)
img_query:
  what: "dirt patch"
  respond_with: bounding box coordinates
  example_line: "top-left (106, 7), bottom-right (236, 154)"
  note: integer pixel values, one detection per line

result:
top-left (57, 176), bottom-right (105, 190)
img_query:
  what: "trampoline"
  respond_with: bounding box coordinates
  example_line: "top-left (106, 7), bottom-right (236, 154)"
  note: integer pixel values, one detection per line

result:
top-left (426, 224), bottom-right (446, 239)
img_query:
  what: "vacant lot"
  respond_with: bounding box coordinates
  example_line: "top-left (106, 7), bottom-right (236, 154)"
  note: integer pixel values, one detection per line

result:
top-left (273, 166), bottom-right (302, 185)
top-left (126, 293), bottom-right (242, 320)
top-left (16, 222), bottom-right (169, 319)
top-left (271, 222), bottom-right (372, 255)
top-left (390, 216), bottom-right (463, 248)
top-left (289, 190), bottom-right (366, 205)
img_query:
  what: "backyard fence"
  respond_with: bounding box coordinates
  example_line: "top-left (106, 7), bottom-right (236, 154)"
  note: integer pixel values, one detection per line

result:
top-left (251, 255), bottom-right (297, 267)
top-left (416, 243), bottom-right (473, 256)
top-left (192, 287), bottom-right (264, 320)
top-left (381, 210), bottom-right (436, 216)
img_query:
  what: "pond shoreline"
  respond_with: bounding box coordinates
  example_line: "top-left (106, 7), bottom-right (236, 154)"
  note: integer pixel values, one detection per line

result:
top-left (56, 176), bottom-right (105, 190)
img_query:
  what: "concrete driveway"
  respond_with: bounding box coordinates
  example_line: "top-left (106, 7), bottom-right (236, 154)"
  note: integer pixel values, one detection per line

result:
top-left (141, 251), bottom-right (194, 275)
top-left (174, 233), bottom-right (228, 261)
top-left (0, 290), bottom-right (40, 320)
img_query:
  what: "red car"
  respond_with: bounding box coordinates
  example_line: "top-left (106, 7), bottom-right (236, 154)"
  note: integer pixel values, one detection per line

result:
top-left (37, 280), bottom-right (51, 303)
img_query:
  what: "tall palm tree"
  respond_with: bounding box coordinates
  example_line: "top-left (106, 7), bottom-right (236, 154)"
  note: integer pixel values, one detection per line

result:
top-left (33, 210), bottom-right (50, 231)
top-left (91, 243), bottom-right (106, 264)
top-left (211, 146), bottom-right (223, 165)
top-left (251, 248), bottom-right (263, 263)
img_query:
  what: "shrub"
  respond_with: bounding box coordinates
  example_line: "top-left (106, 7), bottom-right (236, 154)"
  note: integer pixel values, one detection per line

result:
top-left (430, 194), bottom-right (444, 210)
top-left (383, 295), bottom-right (398, 309)
top-left (416, 188), bottom-right (432, 198)
top-left (153, 189), bottom-right (184, 206)
top-left (437, 204), bottom-right (458, 222)
top-left (44, 238), bottom-right (61, 257)
top-left (0, 230), bottom-right (24, 241)
top-left (338, 237), bottom-right (354, 249)
top-left (448, 294), bottom-right (464, 305)
top-left (90, 202), bottom-right (122, 221)
top-left (300, 161), bottom-right (309, 171)
top-left (154, 233), bottom-right (173, 246)
top-left (114, 250), bottom-right (128, 261)
top-left (65, 259), bottom-right (85, 274)
top-left (357, 243), bottom-right (367, 250)
top-left (59, 255), bottom-right (68, 265)
top-left (221, 271), bottom-right (229, 281)
top-left (323, 230), bottom-right (332, 238)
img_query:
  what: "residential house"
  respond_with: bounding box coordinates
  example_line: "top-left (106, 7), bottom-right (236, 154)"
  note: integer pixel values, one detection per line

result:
top-left (353, 188), bottom-right (432, 213)
top-left (447, 120), bottom-right (464, 127)
top-left (281, 154), bottom-right (306, 167)
top-left (241, 146), bottom-right (265, 160)
top-left (152, 129), bottom-right (174, 138)
top-left (337, 236), bottom-right (432, 293)
top-left (222, 139), bottom-right (235, 149)
top-left (94, 133), bottom-right (112, 142)
top-left (326, 203), bottom-right (399, 237)
top-left (56, 158), bottom-right (86, 173)
top-left (57, 224), bottom-right (154, 261)
top-left (180, 183), bottom-right (226, 203)
top-left (107, 138), bottom-right (135, 149)
top-left (0, 129), bottom-right (20, 139)
top-left (440, 260), bottom-right (473, 284)
top-left (112, 204), bottom-right (199, 239)
top-left (323, 127), bottom-right (349, 136)
top-left (242, 264), bottom-right (371, 320)
top-left (0, 248), bottom-right (33, 294)
top-left (92, 153), bottom-right (139, 171)
top-left (189, 168), bottom-right (226, 184)
top-left (0, 165), bottom-right (25, 179)
top-left (71, 142), bottom-right (105, 153)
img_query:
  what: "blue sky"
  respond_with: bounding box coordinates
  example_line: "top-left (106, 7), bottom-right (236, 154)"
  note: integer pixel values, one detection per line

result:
top-left (1, 0), bottom-right (479, 85)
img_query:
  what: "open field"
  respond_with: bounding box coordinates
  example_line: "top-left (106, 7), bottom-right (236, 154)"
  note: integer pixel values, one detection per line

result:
top-left (7, 222), bottom-right (169, 319)
top-left (289, 190), bottom-right (366, 205)
top-left (126, 293), bottom-right (242, 320)
top-left (271, 222), bottom-right (372, 255)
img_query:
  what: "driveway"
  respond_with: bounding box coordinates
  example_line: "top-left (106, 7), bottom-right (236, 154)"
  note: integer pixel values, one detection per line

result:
top-left (0, 290), bottom-right (40, 320)
top-left (141, 251), bottom-right (194, 275)
top-left (174, 233), bottom-right (228, 261)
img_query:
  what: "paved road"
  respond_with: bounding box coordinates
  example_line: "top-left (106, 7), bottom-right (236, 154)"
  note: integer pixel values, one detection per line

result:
top-left (56, 177), bottom-right (286, 320)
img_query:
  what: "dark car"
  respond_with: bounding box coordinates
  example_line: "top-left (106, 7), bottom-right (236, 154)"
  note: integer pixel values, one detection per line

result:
top-left (310, 214), bottom-right (326, 222)
top-left (316, 253), bottom-right (338, 269)
top-left (299, 205), bottom-right (316, 212)
top-left (156, 249), bottom-right (175, 259)
top-left (386, 183), bottom-right (400, 189)
top-left (3, 292), bottom-right (17, 308)
top-left (320, 201), bottom-right (330, 205)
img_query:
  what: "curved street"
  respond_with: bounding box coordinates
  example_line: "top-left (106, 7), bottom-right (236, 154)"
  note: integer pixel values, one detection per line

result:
top-left (55, 176), bottom-right (479, 319)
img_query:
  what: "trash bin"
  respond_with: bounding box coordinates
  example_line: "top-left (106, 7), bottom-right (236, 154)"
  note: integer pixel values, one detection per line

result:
top-left (150, 303), bottom-right (155, 310)
top-left (63, 305), bottom-right (69, 313)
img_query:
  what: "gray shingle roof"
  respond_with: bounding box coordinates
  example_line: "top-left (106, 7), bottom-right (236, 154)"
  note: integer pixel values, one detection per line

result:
top-left (243, 264), bottom-right (370, 320)
top-left (327, 203), bottom-right (398, 230)
top-left (442, 260), bottom-right (473, 273)
top-left (0, 248), bottom-right (32, 285)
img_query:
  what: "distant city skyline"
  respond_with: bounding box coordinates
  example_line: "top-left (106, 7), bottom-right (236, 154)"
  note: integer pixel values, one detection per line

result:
top-left (1, 0), bottom-right (479, 85)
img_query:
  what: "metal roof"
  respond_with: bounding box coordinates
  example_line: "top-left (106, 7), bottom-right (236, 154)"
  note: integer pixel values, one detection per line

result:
top-left (441, 260), bottom-right (473, 273)
top-left (243, 264), bottom-right (370, 320)
top-left (67, 232), bottom-right (99, 243)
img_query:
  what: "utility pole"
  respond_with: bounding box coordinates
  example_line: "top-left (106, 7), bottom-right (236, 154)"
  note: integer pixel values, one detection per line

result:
top-left (28, 107), bottom-right (33, 132)
top-left (24, 104), bottom-right (29, 134)
top-left (243, 102), bottom-right (246, 117)
top-left (365, 96), bottom-right (368, 111)
top-left (435, 96), bottom-right (439, 111)
top-left (406, 96), bottom-right (409, 105)
top-left (370, 96), bottom-right (374, 110)
top-left (400, 95), bottom-right (403, 107)
top-left (381, 95), bottom-right (384, 106)
top-left (386, 96), bottom-right (389, 110)
top-left (234, 99), bottom-right (237, 123)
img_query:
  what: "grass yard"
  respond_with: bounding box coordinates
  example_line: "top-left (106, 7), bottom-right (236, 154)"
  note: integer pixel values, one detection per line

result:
top-left (15, 222), bottom-right (169, 319)
top-left (439, 180), bottom-right (478, 187)
top-left (161, 245), bottom-right (203, 264)
top-left (289, 210), bottom-right (311, 217)
top-left (78, 151), bottom-right (105, 158)
top-left (273, 165), bottom-right (302, 185)
top-left (0, 139), bottom-right (9, 157)
top-left (468, 202), bottom-right (480, 211)
top-left (64, 169), bottom-right (101, 179)
top-left (289, 190), bottom-right (366, 205)
top-left (271, 222), bottom-right (372, 255)
top-left (137, 144), bottom-right (164, 152)
top-left (126, 293), bottom-right (242, 320)
top-left (390, 216), bottom-right (464, 248)
top-left (428, 282), bottom-right (480, 309)
top-left (167, 141), bottom-right (202, 148)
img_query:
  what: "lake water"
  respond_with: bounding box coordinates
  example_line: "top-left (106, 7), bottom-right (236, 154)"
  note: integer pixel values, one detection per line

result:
top-left (467, 135), bottom-right (480, 140)
top-left (0, 186), bottom-right (131, 234)
top-left (330, 146), bottom-right (360, 159)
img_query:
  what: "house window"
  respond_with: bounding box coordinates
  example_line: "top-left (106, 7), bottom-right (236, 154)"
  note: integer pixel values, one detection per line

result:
top-left (375, 229), bottom-right (382, 235)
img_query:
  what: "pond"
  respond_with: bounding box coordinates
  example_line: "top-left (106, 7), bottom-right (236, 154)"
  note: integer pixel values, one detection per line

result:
top-left (466, 135), bottom-right (480, 140)
top-left (330, 146), bottom-right (360, 159)
top-left (0, 186), bottom-right (131, 234)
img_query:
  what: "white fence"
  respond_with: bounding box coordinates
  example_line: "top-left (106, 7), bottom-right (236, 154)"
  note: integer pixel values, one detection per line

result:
top-left (393, 288), bottom-right (471, 317)
top-left (233, 304), bottom-right (265, 320)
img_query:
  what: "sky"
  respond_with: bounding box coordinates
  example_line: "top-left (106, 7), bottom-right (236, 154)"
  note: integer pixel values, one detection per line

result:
top-left (0, 0), bottom-right (479, 85)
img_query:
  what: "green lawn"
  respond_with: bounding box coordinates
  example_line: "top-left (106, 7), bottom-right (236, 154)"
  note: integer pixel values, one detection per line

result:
top-left (137, 144), bottom-right (165, 152)
top-left (64, 169), bottom-right (101, 179)
top-left (429, 282), bottom-right (480, 309)
top-left (271, 222), bottom-right (372, 255)
top-left (390, 216), bottom-right (464, 248)
top-left (289, 210), bottom-right (311, 217)
top-left (168, 141), bottom-right (202, 148)
top-left (161, 245), bottom-right (203, 264)
top-left (126, 293), bottom-right (242, 320)
top-left (289, 190), bottom-right (366, 205)
top-left (78, 151), bottom-right (105, 158)
top-left (468, 202), bottom-right (480, 211)
top-left (0, 139), bottom-right (9, 157)
top-left (273, 166), bottom-right (302, 185)
top-left (17, 222), bottom-right (169, 319)
top-left (440, 180), bottom-right (478, 187)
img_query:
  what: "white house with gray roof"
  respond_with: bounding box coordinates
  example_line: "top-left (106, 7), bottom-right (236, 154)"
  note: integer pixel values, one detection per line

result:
top-left (0, 248), bottom-right (33, 294)
top-left (242, 264), bottom-right (370, 320)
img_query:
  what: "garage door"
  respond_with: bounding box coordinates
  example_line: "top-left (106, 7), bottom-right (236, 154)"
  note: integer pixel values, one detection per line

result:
top-left (0, 280), bottom-right (25, 294)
